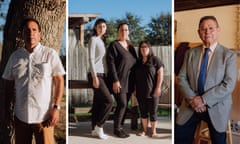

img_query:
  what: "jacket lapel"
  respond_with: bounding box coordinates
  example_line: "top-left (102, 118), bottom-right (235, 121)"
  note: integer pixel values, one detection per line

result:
top-left (192, 47), bottom-right (202, 89)
top-left (205, 44), bottom-right (223, 86)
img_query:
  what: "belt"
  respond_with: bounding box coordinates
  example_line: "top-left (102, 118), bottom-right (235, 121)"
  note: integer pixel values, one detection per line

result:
top-left (97, 73), bottom-right (106, 77)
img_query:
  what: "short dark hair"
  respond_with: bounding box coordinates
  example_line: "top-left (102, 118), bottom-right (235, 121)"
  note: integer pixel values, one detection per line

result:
top-left (21, 17), bottom-right (41, 32)
top-left (199, 16), bottom-right (219, 28)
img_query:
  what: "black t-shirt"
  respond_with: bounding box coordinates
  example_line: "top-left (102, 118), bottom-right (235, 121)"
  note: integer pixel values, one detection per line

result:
top-left (135, 56), bottom-right (164, 98)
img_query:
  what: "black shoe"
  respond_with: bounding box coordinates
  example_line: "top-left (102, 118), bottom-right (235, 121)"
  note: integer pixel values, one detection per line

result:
top-left (114, 129), bottom-right (129, 138)
top-left (120, 129), bottom-right (130, 137)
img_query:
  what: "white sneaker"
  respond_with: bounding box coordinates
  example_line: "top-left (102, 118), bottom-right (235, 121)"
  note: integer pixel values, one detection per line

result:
top-left (94, 125), bottom-right (109, 140)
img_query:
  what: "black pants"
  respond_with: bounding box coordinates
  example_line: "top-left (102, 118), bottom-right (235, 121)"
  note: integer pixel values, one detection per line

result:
top-left (113, 92), bottom-right (131, 129)
top-left (14, 116), bottom-right (55, 144)
top-left (175, 111), bottom-right (226, 144)
top-left (137, 96), bottom-right (159, 121)
top-left (90, 74), bottom-right (113, 130)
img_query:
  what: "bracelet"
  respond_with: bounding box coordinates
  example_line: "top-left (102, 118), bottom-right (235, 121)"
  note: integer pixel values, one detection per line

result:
top-left (52, 104), bottom-right (61, 110)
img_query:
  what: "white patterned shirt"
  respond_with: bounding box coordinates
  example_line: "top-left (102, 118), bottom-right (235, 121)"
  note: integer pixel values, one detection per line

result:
top-left (2, 43), bottom-right (65, 123)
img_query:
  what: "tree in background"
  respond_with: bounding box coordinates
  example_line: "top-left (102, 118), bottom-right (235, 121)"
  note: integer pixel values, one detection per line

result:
top-left (84, 24), bottom-right (92, 46)
top-left (105, 19), bottom-right (117, 46)
top-left (0, 0), bottom-right (66, 143)
top-left (0, 0), bottom-right (7, 31)
top-left (146, 12), bottom-right (171, 45)
top-left (117, 12), bottom-right (146, 46)
top-left (84, 12), bottom-right (147, 47)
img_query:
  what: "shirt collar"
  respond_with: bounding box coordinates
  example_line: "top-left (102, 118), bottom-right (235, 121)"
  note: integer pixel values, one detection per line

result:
top-left (32, 43), bottom-right (41, 53)
top-left (203, 42), bottom-right (217, 52)
top-left (23, 43), bottom-right (41, 54)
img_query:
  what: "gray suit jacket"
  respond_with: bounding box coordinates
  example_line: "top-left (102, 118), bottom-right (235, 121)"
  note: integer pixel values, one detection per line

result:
top-left (176, 43), bottom-right (237, 132)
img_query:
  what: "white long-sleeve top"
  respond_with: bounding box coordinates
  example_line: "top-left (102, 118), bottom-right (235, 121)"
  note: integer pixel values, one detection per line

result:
top-left (88, 36), bottom-right (107, 76)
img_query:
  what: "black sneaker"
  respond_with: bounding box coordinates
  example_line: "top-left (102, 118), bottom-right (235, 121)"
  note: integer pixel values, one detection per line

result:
top-left (114, 129), bottom-right (129, 138)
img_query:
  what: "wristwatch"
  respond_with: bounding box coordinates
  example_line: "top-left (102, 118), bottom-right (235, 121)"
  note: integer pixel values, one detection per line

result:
top-left (52, 104), bottom-right (61, 110)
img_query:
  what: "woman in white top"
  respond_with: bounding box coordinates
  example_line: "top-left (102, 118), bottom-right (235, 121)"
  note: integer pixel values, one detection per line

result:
top-left (88, 18), bottom-right (113, 140)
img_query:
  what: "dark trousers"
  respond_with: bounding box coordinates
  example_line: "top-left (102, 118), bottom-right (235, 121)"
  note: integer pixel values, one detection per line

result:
top-left (137, 96), bottom-right (159, 121)
top-left (15, 117), bottom-right (55, 144)
top-left (120, 92), bottom-right (132, 126)
top-left (91, 75), bottom-right (113, 130)
top-left (113, 93), bottom-right (129, 129)
top-left (175, 111), bottom-right (226, 144)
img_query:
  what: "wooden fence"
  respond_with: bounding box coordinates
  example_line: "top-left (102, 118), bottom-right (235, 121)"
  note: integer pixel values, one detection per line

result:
top-left (68, 28), bottom-right (172, 107)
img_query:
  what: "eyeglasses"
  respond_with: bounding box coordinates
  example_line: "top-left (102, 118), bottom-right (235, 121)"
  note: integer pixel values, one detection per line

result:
top-left (199, 26), bottom-right (218, 33)
top-left (140, 46), bottom-right (149, 48)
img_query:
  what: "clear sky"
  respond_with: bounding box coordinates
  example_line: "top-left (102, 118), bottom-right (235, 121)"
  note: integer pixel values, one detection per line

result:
top-left (68, 0), bottom-right (172, 26)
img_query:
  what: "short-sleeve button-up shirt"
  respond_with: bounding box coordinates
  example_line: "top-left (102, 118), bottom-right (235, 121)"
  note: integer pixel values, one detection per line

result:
top-left (2, 43), bottom-right (65, 124)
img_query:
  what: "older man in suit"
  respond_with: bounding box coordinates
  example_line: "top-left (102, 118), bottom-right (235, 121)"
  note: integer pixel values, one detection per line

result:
top-left (175, 16), bottom-right (237, 144)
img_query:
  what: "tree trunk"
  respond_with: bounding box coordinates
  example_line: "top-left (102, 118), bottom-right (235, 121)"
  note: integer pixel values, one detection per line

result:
top-left (0, 0), bottom-right (66, 143)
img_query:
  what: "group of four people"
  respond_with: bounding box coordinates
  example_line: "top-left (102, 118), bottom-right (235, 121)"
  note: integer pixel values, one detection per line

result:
top-left (88, 18), bottom-right (164, 139)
